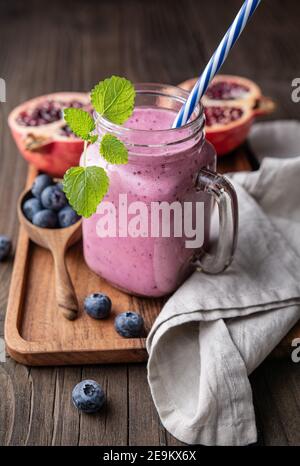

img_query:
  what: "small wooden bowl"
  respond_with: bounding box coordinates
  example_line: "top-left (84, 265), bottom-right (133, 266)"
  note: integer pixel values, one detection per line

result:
top-left (18, 190), bottom-right (82, 321)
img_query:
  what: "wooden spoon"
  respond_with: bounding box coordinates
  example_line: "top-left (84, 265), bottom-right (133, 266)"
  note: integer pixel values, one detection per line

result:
top-left (18, 190), bottom-right (82, 321)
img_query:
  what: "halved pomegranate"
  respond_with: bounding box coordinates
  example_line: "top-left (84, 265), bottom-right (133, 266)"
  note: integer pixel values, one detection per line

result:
top-left (204, 102), bottom-right (254, 156)
top-left (179, 75), bottom-right (275, 156)
top-left (203, 75), bottom-right (261, 106)
top-left (8, 92), bottom-right (90, 176)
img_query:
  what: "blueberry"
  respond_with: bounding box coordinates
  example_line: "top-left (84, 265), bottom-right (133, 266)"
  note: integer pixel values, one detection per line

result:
top-left (84, 293), bottom-right (112, 319)
top-left (23, 198), bottom-right (42, 221)
top-left (115, 311), bottom-right (144, 338)
top-left (58, 206), bottom-right (80, 228)
top-left (41, 185), bottom-right (67, 211)
top-left (0, 235), bottom-right (11, 261)
top-left (56, 182), bottom-right (64, 192)
top-left (31, 174), bottom-right (53, 199)
top-left (32, 209), bottom-right (58, 228)
top-left (72, 380), bottom-right (105, 414)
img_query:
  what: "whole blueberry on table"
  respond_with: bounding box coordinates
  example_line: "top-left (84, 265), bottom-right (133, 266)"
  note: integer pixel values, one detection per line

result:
top-left (115, 311), bottom-right (144, 338)
top-left (58, 205), bottom-right (80, 228)
top-left (32, 209), bottom-right (58, 228)
top-left (31, 174), bottom-right (53, 199)
top-left (23, 198), bottom-right (42, 221)
top-left (0, 235), bottom-right (11, 261)
top-left (72, 380), bottom-right (105, 414)
top-left (84, 293), bottom-right (112, 319)
top-left (41, 184), bottom-right (67, 211)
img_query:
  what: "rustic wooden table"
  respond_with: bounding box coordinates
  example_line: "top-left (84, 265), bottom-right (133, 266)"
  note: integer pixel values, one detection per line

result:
top-left (1, 0), bottom-right (300, 446)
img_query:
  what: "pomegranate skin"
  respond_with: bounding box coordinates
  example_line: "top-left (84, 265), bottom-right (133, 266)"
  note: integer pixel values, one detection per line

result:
top-left (206, 114), bottom-right (254, 156)
top-left (8, 92), bottom-right (89, 177)
top-left (179, 75), bottom-right (275, 156)
top-left (10, 127), bottom-right (84, 176)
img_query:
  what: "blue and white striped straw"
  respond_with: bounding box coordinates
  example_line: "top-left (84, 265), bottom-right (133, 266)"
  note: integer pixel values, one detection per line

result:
top-left (173, 0), bottom-right (262, 128)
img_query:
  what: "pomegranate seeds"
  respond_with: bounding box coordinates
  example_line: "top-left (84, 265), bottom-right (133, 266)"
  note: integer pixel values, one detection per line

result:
top-left (205, 106), bottom-right (244, 127)
top-left (16, 99), bottom-right (91, 128)
top-left (206, 81), bottom-right (250, 101)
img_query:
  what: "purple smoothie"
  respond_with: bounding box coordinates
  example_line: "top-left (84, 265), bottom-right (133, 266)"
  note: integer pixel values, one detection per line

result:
top-left (82, 106), bottom-right (216, 297)
top-left (126, 107), bottom-right (178, 130)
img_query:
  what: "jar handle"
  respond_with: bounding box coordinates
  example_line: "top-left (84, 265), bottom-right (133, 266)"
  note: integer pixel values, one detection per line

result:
top-left (193, 168), bottom-right (239, 274)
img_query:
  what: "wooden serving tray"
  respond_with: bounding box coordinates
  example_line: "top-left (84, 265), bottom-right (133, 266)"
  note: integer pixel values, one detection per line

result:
top-left (4, 163), bottom-right (299, 365)
top-left (4, 166), bottom-right (163, 365)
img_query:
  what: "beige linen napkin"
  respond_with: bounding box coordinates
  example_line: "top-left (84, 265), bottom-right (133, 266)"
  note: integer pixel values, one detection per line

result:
top-left (147, 123), bottom-right (300, 446)
top-left (249, 120), bottom-right (300, 161)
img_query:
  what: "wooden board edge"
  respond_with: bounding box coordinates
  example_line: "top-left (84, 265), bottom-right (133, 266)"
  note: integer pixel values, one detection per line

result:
top-left (6, 346), bottom-right (148, 366)
top-left (4, 224), bottom-right (32, 353)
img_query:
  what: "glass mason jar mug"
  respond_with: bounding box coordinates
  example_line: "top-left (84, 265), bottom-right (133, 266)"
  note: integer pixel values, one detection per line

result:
top-left (82, 84), bottom-right (238, 297)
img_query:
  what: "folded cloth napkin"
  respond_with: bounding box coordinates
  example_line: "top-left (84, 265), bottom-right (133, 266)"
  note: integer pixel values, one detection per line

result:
top-left (147, 121), bottom-right (300, 446)
top-left (249, 120), bottom-right (300, 161)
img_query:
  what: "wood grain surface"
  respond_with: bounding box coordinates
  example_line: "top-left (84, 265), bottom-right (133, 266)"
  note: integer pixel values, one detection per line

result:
top-left (1, 0), bottom-right (300, 446)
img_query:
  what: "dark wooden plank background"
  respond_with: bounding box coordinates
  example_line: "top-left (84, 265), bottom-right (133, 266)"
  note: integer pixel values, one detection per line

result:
top-left (1, 0), bottom-right (300, 446)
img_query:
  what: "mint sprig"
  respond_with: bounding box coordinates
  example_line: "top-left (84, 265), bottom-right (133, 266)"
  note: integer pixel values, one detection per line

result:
top-left (91, 76), bottom-right (135, 125)
top-left (63, 166), bottom-right (109, 218)
top-left (63, 76), bottom-right (135, 218)
top-left (100, 134), bottom-right (128, 165)
top-left (64, 108), bottom-right (97, 144)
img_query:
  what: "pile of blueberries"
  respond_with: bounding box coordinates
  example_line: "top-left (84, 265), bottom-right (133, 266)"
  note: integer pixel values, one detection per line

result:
top-left (72, 293), bottom-right (144, 413)
top-left (23, 173), bottom-right (80, 228)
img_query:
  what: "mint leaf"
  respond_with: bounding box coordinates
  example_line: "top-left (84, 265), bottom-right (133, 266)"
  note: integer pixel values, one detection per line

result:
top-left (89, 134), bottom-right (98, 144)
top-left (91, 76), bottom-right (135, 125)
top-left (64, 108), bottom-right (97, 143)
top-left (63, 166), bottom-right (109, 218)
top-left (100, 134), bottom-right (128, 165)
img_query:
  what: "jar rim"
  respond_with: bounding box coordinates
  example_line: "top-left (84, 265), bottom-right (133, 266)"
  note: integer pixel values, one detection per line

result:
top-left (94, 82), bottom-right (205, 142)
